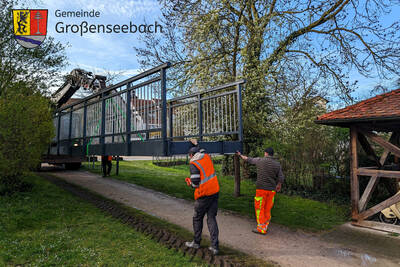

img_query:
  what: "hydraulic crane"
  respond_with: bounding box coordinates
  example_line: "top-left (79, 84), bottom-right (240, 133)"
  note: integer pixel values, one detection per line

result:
top-left (51, 68), bottom-right (107, 108)
top-left (40, 69), bottom-right (107, 170)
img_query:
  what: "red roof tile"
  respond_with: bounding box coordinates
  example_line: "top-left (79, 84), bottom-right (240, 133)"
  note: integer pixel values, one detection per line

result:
top-left (316, 88), bottom-right (400, 123)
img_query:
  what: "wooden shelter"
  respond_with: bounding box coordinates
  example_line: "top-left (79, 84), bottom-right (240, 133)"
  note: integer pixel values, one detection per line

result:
top-left (315, 89), bottom-right (400, 233)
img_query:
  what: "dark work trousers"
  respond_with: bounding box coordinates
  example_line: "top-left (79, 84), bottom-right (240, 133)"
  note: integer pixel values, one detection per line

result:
top-left (101, 157), bottom-right (112, 176)
top-left (193, 193), bottom-right (219, 249)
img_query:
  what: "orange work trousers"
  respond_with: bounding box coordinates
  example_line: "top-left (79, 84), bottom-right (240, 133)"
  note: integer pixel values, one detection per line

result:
top-left (254, 189), bottom-right (276, 234)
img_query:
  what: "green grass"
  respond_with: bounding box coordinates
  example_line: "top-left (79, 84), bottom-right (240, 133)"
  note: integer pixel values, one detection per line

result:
top-left (0, 174), bottom-right (207, 266)
top-left (85, 161), bottom-right (349, 231)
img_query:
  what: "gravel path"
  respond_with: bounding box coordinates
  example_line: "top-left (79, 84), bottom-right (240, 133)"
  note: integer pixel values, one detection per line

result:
top-left (43, 168), bottom-right (400, 267)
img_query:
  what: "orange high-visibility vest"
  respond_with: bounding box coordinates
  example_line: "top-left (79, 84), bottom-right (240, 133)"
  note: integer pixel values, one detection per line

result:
top-left (107, 156), bottom-right (112, 161)
top-left (190, 153), bottom-right (220, 200)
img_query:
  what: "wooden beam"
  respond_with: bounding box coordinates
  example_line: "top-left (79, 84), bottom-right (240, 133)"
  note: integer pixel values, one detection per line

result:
top-left (357, 168), bottom-right (400, 178)
top-left (379, 133), bottom-right (397, 166)
top-left (380, 149), bottom-right (390, 166)
top-left (362, 131), bottom-right (400, 158)
top-left (357, 133), bottom-right (381, 168)
top-left (357, 133), bottom-right (397, 213)
top-left (358, 145), bottom-right (392, 212)
top-left (358, 192), bottom-right (400, 220)
top-left (350, 126), bottom-right (359, 220)
top-left (352, 220), bottom-right (400, 234)
top-left (358, 175), bottom-right (379, 212)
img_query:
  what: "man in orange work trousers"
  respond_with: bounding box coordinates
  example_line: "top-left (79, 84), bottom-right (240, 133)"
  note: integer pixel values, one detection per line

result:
top-left (101, 155), bottom-right (112, 177)
top-left (237, 147), bottom-right (284, 235)
top-left (184, 145), bottom-right (220, 255)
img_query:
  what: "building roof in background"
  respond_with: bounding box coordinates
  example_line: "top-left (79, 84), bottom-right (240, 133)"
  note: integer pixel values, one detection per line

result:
top-left (316, 88), bottom-right (400, 125)
top-left (61, 98), bottom-right (81, 108)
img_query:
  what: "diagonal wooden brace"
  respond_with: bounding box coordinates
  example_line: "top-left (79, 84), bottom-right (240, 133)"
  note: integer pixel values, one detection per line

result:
top-left (358, 192), bottom-right (400, 221)
top-left (361, 131), bottom-right (400, 158)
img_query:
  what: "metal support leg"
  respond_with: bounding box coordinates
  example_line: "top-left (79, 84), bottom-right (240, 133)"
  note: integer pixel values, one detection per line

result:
top-left (234, 154), bottom-right (241, 197)
top-left (116, 156), bottom-right (120, 175)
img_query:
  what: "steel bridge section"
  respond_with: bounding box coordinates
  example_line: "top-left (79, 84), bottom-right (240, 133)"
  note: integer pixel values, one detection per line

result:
top-left (50, 63), bottom-right (244, 156)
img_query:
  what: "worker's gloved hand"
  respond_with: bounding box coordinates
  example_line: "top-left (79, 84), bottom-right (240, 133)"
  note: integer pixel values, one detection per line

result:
top-left (189, 139), bottom-right (198, 146)
top-left (185, 177), bottom-right (191, 186)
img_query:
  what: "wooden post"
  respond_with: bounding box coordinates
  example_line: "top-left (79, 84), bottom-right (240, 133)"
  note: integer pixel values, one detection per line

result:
top-left (234, 154), bottom-right (241, 197)
top-left (350, 126), bottom-right (359, 221)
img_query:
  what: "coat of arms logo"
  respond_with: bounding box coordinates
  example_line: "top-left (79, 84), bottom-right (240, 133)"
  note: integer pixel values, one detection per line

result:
top-left (13, 9), bottom-right (48, 48)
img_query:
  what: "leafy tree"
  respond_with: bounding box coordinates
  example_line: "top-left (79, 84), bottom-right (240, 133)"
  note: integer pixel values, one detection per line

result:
top-left (0, 0), bottom-right (67, 97)
top-left (0, 84), bottom-right (54, 194)
top-left (135, 1), bottom-right (400, 128)
top-left (0, 0), bottom-right (67, 193)
top-left (135, 0), bottom-right (400, 179)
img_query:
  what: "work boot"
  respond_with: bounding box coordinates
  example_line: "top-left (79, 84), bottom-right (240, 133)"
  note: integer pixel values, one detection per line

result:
top-left (208, 246), bottom-right (219, 255)
top-left (252, 228), bottom-right (267, 235)
top-left (185, 241), bottom-right (200, 249)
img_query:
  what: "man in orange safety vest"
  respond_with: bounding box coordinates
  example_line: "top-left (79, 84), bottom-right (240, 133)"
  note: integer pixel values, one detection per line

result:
top-left (185, 145), bottom-right (220, 255)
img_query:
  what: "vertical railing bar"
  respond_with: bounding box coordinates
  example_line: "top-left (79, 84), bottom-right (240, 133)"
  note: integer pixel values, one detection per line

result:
top-left (212, 98), bottom-right (214, 133)
top-left (148, 84), bottom-right (150, 135)
top-left (232, 94), bottom-right (235, 132)
top-left (206, 99), bottom-right (209, 134)
top-left (224, 95), bottom-right (227, 132)
top-left (112, 97), bottom-right (115, 144)
top-left (57, 113), bottom-right (61, 155)
top-left (101, 93), bottom-right (106, 155)
top-left (178, 106), bottom-right (180, 138)
top-left (126, 88), bottom-right (132, 155)
top-left (177, 106), bottom-right (179, 137)
top-left (158, 82), bottom-right (161, 131)
top-left (169, 104), bottom-right (173, 140)
top-left (204, 100), bottom-right (207, 135)
top-left (160, 67), bottom-right (167, 155)
top-left (68, 107), bottom-right (73, 155)
top-left (229, 94), bottom-right (232, 132)
top-left (182, 106), bottom-right (184, 137)
top-left (237, 83), bottom-right (243, 141)
top-left (145, 84), bottom-right (149, 140)
top-left (192, 103), bottom-right (195, 135)
top-left (219, 97), bottom-right (222, 132)
top-left (150, 83), bottom-right (153, 137)
top-left (226, 95), bottom-right (229, 132)
top-left (83, 101), bottom-right (87, 156)
top-left (184, 105), bottom-right (186, 137)
top-left (195, 102), bottom-right (197, 135)
top-left (209, 99), bottom-right (212, 133)
top-left (213, 98), bottom-right (216, 133)
top-left (235, 93), bottom-right (238, 131)
top-left (134, 88), bottom-right (137, 134)
top-left (140, 86), bottom-right (142, 132)
top-left (144, 85), bottom-right (147, 128)
top-left (221, 96), bottom-right (223, 133)
top-left (180, 106), bottom-right (183, 138)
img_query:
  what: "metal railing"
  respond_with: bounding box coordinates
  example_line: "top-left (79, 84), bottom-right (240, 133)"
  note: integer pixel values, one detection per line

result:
top-left (51, 63), bottom-right (169, 156)
top-left (50, 62), bottom-right (244, 156)
top-left (167, 80), bottom-right (244, 141)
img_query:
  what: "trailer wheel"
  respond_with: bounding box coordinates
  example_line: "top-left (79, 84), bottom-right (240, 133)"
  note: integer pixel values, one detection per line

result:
top-left (379, 212), bottom-right (398, 225)
top-left (65, 162), bottom-right (82, 170)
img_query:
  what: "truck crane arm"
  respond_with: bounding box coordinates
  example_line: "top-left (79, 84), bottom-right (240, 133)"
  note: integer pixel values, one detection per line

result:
top-left (51, 68), bottom-right (106, 108)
